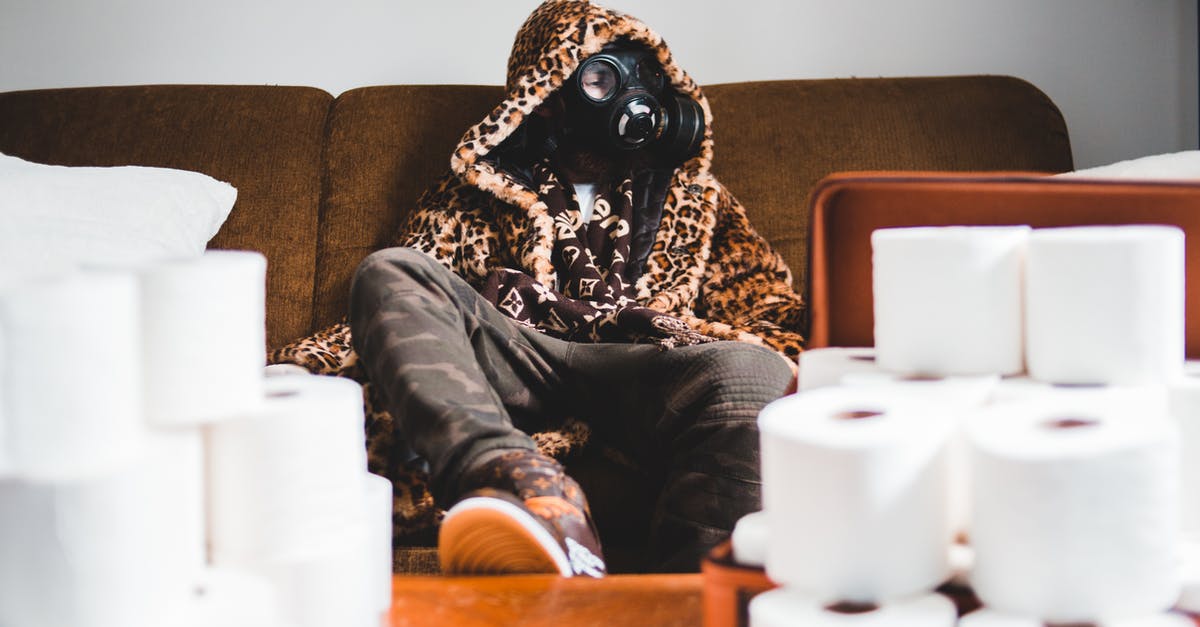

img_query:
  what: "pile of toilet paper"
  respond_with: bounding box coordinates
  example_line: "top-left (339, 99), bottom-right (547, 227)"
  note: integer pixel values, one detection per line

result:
top-left (743, 225), bottom-right (1200, 626)
top-left (0, 251), bottom-right (392, 627)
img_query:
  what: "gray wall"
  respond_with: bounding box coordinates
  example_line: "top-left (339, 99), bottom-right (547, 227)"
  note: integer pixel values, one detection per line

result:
top-left (1, 0), bottom-right (1195, 168)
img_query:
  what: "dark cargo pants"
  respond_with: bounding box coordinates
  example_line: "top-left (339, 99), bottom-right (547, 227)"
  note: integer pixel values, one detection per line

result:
top-left (349, 247), bottom-right (792, 571)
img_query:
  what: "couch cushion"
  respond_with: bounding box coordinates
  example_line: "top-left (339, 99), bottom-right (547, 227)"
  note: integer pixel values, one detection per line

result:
top-left (705, 75), bottom-right (1074, 296)
top-left (0, 85), bottom-right (331, 349)
top-left (313, 85), bottom-right (502, 331)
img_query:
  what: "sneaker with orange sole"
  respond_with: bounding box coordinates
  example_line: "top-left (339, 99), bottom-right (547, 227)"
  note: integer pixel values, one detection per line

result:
top-left (439, 488), bottom-right (606, 577)
top-left (438, 450), bottom-right (606, 577)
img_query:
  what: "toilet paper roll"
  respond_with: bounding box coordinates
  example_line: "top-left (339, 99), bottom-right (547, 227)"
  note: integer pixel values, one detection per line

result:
top-left (798, 347), bottom-right (882, 391)
top-left (0, 428), bottom-right (207, 627)
top-left (208, 374), bottom-right (368, 565)
top-left (1026, 225), bottom-right (1185, 385)
top-left (176, 568), bottom-right (285, 627)
top-left (1176, 541), bottom-right (1200, 614)
top-left (0, 325), bottom-right (8, 478)
top-left (0, 270), bottom-right (145, 481)
top-left (967, 394), bottom-right (1180, 621)
top-left (365, 472), bottom-right (395, 615)
top-left (732, 510), bottom-right (768, 568)
top-left (237, 472), bottom-right (392, 627)
top-left (141, 251), bottom-right (266, 425)
top-left (758, 387), bottom-right (954, 601)
top-left (872, 226), bottom-right (1028, 377)
top-left (840, 372), bottom-right (1000, 408)
top-left (835, 373), bottom-right (1024, 537)
top-left (993, 377), bottom-right (1170, 408)
top-left (947, 542), bottom-right (974, 588)
top-left (249, 520), bottom-right (378, 627)
top-left (958, 609), bottom-right (1194, 627)
top-left (748, 589), bottom-right (957, 627)
top-left (1169, 370), bottom-right (1200, 545)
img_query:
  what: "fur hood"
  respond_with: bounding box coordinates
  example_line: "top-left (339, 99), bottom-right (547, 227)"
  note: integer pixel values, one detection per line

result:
top-left (450, 0), bottom-right (715, 208)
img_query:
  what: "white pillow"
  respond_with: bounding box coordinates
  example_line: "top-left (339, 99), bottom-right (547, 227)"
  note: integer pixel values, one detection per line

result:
top-left (1057, 150), bottom-right (1200, 180)
top-left (0, 153), bottom-right (237, 275)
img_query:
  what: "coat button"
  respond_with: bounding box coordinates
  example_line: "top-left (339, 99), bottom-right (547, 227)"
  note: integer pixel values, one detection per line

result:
top-left (670, 246), bottom-right (690, 255)
top-left (686, 184), bottom-right (703, 195)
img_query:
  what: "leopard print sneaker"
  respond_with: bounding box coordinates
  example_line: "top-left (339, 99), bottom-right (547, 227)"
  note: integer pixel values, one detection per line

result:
top-left (438, 450), bottom-right (606, 577)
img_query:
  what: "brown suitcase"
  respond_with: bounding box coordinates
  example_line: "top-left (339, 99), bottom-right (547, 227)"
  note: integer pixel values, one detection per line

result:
top-left (806, 172), bottom-right (1200, 357)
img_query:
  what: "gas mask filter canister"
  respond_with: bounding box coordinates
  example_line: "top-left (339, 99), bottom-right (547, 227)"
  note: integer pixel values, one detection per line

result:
top-left (563, 44), bottom-right (705, 163)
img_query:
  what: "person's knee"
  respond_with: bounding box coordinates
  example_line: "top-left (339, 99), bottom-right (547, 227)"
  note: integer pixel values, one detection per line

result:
top-left (351, 248), bottom-right (443, 306)
top-left (713, 342), bottom-right (792, 385)
top-left (354, 247), bottom-right (431, 288)
top-left (663, 342), bottom-right (791, 428)
top-left (695, 342), bottom-right (792, 402)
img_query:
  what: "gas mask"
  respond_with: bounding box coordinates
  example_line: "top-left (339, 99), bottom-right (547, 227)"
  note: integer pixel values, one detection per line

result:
top-left (561, 43), bottom-right (705, 163)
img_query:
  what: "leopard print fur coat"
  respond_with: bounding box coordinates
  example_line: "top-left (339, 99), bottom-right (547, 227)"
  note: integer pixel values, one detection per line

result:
top-left (271, 0), bottom-right (806, 540)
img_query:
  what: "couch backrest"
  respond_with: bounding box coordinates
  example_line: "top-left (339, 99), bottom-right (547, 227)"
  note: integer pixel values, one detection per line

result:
top-left (704, 76), bottom-right (1073, 302)
top-left (0, 85), bottom-right (332, 349)
top-left (311, 85), bottom-right (502, 333)
top-left (0, 76), bottom-right (1073, 349)
top-left (314, 75), bottom-right (1072, 335)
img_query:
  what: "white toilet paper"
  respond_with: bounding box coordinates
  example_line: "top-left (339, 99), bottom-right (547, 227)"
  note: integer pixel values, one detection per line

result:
top-left (732, 510), bottom-right (768, 568)
top-left (365, 472), bottom-right (395, 615)
top-left (829, 374), bottom-right (996, 546)
top-left (177, 568), bottom-right (286, 627)
top-left (872, 226), bottom-right (1028, 377)
top-left (798, 347), bottom-right (882, 391)
top-left (141, 251), bottom-right (267, 425)
top-left (748, 589), bottom-right (957, 627)
top-left (0, 270), bottom-right (145, 481)
top-left (0, 428), bottom-right (207, 627)
top-left (947, 541), bottom-right (974, 588)
top-left (758, 387), bottom-right (954, 601)
top-left (1176, 541), bottom-right (1200, 614)
top-left (967, 393), bottom-right (1180, 621)
top-left (1169, 369), bottom-right (1200, 545)
top-left (958, 609), bottom-right (1194, 627)
top-left (992, 376), bottom-right (1170, 407)
top-left (208, 374), bottom-right (369, 565)
top-left (206, 473), bottom-right (390, 627)
top-left (250, 520), bottom-right (377, 627)
top-left (1025, 225), bottom-right (1185, 385)
top-left (0, 325), bottom-right (8, 478)
top-left (840, 372), bottom-right (1000, 408)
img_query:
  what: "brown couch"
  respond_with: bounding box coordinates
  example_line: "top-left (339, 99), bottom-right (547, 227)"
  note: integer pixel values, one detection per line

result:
top-left (0, 75), bottom-right (1074, 572)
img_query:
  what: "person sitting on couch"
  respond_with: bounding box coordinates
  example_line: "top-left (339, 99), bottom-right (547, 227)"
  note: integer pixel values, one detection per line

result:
top-left (272, 0), bottom-right (805, 575)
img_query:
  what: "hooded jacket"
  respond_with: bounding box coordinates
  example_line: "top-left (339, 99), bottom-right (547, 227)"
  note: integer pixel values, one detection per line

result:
top-left (269, 0), bottom-right (807, 535)
top-left (273, 0), bottom-right (806, 379)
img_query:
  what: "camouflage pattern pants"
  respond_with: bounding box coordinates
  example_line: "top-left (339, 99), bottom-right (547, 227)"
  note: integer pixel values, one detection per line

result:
top-left (349, 247), bottom-right (792, 571)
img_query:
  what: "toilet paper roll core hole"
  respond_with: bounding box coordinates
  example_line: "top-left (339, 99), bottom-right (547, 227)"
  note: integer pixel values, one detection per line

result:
top-left (266, 389), bottom-right (300, 399)
top-left (833, 409), bottom-right (885, 420)
top-left (899, 374), bottom-right (944, 382)
top-left (823, 601), bottom-right (880, 614)
top-left (1042, 417), bottom-right (1100, 430)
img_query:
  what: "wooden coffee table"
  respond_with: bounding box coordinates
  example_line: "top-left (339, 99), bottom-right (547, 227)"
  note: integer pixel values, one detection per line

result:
top-left (388, 573), bottom-right (703, 626)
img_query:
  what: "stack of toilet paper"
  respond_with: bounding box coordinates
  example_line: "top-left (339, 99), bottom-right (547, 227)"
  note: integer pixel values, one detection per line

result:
top-left (748, 225), bottom-right (1197, 625)
top-left (0, 251), bottom-right (392, 627)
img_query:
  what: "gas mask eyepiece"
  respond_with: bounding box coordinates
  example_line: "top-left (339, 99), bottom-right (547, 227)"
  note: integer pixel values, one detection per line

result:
top-left (564, 44), bottom-right (705, 163)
